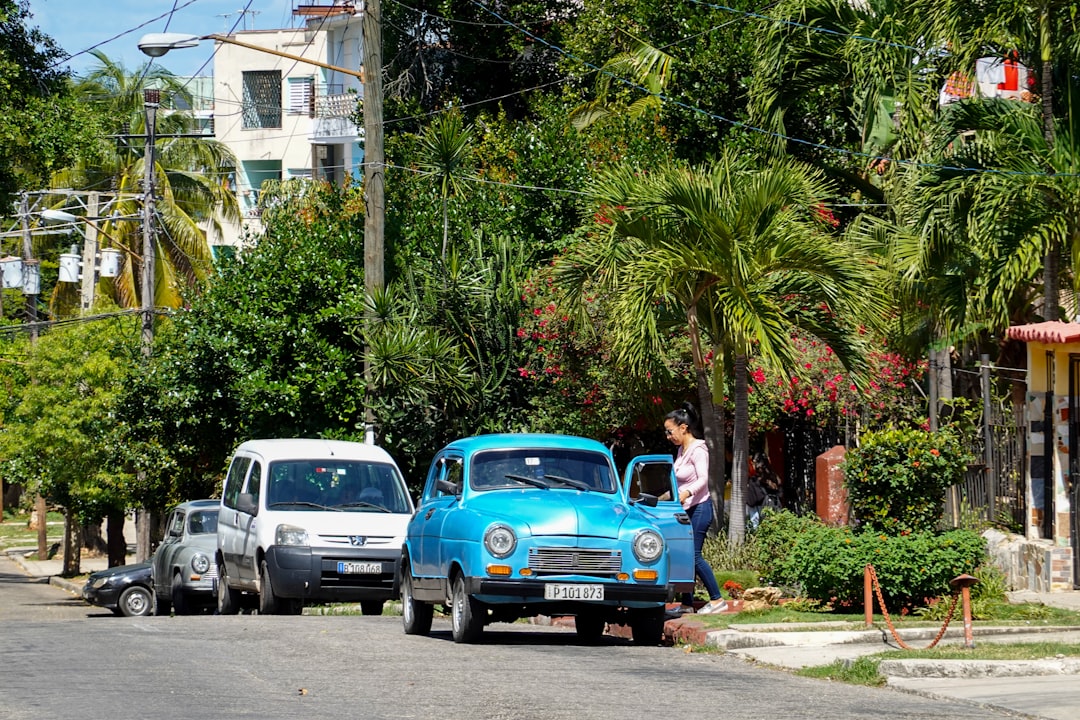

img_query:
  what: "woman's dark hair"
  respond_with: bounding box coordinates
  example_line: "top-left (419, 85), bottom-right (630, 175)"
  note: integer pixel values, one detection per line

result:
top-left (665, 402), bottom-right (704, 438)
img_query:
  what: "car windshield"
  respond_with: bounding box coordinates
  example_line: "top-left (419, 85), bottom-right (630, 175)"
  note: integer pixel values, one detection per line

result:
top-left (187, 510), bottom-right (218, 535)
top-left (469, 448), bottom-right (617, 493)
top-left (266, 459), bottom-right (411, 513)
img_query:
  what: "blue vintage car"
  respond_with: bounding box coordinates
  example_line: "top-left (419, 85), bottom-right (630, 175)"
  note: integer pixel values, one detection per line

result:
top-left (400, 433), bottom-right (693, 644)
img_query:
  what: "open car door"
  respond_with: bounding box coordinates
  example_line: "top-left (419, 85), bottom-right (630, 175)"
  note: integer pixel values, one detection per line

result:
top-left (622, 455), bottom-right (694, 593)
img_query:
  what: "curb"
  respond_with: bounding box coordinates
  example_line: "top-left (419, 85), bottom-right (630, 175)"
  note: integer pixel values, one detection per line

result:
top-left (880, 658), bottom-right (1080, 678)
top-left (49, 576), bottom-right (84, 597)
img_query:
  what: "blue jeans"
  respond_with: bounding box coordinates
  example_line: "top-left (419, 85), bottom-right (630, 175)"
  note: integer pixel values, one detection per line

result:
top-left (684, 499), bottom-right (722, 604)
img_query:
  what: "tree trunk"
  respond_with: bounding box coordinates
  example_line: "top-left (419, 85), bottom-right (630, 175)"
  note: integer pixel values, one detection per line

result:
top-left (727, 354), bottom-right (749, 547)
top-left (35, 494), bottom-right (48, 560)
top-left (686, 303), bottom-right (726, 534)
top-left (81, 521), bottom-right (108, 555)
top-left (1040, 17), bottom-right (1059, 322)
top-left (107, 509), bottom-right (128, 567)
top-left (136, 508), bottom-right (151, 562)
top-left (62, 510), bottom-right (81, 577)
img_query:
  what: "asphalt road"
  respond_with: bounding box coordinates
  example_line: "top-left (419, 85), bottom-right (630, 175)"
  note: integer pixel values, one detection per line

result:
top-left (0, 557), bottom-right (1023, 720)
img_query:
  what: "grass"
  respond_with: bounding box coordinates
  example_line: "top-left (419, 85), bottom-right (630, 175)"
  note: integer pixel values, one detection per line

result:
top-left (0, 511), bottom-right (65, 552)
top-left (795, 641), bottom-right (1080, 687)
top-left (795, 657), bottom-right (886, 686)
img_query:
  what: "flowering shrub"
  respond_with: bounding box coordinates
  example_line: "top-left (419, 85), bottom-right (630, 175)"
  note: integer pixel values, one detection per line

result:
top-left (722, 579), bottom-right (744, 600)
top-left (745, 331), bottom-right (926, 433)
top-left (841, 427), bottom-right (971, 534)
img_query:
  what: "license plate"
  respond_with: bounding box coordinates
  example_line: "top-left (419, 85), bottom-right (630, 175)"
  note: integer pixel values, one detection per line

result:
top-left (544, 584), bottom-right (604, 601)
top-left (337, 561), bottom-right (382, 574)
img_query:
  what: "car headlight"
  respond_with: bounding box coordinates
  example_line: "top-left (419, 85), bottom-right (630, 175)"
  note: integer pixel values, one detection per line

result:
top-left (483, 524), bottom-right (516, 558)
top-left (92, 576), bottom-right (108, 589)
top-left (190, 553), bottom-right (210, 574)
top-left (632, 530), bottom-right (664, 563)
top-left (275, 524), bottom-right (309, 546)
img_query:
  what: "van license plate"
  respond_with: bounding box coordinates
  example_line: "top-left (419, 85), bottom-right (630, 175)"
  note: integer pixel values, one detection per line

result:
top-left (544, 584), bottom-right (604, 601)
top-left (338, 562), bottom-right (382, 574)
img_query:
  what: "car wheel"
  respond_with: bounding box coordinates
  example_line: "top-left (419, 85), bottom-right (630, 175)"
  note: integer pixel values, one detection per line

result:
top-left (360, 600), bottom-right (384, 616)
top-left (153, 589), bottom-right (171, 616)
top-left (450, 574), bottom-right (484, 644)
top-left (170, 573), bottom-right (188, 616)
top-left (630, 607), bottom-right (666, 646)
top-left (574, 610), bottom-right (606, 643)
top-left (258, 560), bottom-right (280, 615)
top-left (401, 566), bottom-right (433, 636)
top-left (216, 561), bottom-right (241, 615)
top-left (118, 585), bottom-right (153, 617)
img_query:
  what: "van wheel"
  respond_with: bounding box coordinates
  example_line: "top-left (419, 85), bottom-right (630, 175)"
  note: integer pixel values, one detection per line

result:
top-left (450, 574), bottom-right (484, 643)
top-left (258, 560), bottom-right (281, 615)
top-left (401, 568), bottom-right (432, 636)
top-left (217, 561), bottom-right (240, 615)
top-left (575, 610), bottom-right (606, 643)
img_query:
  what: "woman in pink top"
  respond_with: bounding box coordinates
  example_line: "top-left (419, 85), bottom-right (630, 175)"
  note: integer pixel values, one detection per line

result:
top-left (665, 402), bottom-right (726, 614)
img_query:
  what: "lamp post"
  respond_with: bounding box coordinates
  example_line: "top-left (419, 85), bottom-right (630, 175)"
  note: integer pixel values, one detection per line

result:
top-left (142, 89), bottom-right (159, 360)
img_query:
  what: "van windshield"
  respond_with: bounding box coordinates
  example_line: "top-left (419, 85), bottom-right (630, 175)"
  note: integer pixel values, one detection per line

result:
top-left (266, 460), bottom-right (410, 514)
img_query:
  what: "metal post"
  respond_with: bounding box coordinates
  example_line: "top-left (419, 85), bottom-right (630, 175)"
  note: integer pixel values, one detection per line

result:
top-left (362, 0), bottom-right (384, 427)
top-left (928, 351), bottom-right (939, 432)
top-left (981, 354), bottom-right (996, 521)
top-left (79, 192), bottom-right (101, 314)
top-left (864, 565), bottom-right (874, 627)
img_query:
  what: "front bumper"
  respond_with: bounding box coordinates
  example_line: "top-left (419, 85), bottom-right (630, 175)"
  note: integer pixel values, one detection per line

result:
top-left (82, 584), bottom-right (121, 610)
top-left (265, 546), bottom-right (400, 602)
top-left (462, 577), bottom-right (672, 605)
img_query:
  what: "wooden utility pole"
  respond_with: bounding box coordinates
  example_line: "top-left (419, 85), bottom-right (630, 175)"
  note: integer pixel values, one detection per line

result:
top-left (19, 194), bottom-right (48, 561)
top-left (362, 0), bottom-right (384, 427)
top-left (79, 192), bottom-right (100, 313)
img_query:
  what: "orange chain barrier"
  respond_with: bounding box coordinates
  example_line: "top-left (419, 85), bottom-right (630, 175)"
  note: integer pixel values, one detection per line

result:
top-left (865, 564), bottom-right (959, 650)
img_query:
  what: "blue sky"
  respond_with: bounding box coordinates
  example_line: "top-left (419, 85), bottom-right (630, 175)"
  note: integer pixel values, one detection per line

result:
top-left (31, 0), bottom-right (297, 77)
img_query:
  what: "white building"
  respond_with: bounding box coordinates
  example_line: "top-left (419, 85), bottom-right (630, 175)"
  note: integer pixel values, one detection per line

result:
top-left (211, 2), bottom-right (364, 249)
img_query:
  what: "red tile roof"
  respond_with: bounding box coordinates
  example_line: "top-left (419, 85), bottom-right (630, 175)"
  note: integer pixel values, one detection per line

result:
top-left (1006, 321), bottom-right (1080, 344)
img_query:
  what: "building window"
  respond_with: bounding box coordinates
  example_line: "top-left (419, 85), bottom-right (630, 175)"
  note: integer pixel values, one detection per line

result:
top-left (242, 70), bottom-right (282, 129)
top-left (288, 77), bottom-right (314, 116)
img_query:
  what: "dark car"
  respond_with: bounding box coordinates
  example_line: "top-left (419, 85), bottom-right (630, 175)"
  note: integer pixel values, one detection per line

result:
top-left (83, 562), bottom-right (154, 617)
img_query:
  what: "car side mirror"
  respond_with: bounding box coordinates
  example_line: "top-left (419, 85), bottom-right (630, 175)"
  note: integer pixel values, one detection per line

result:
top-left (237, 492), bottom-right (258, 515)
top-left (436, 478), bottom-right (460, 496)
top-left (633, 493), bottom-right (658, 508)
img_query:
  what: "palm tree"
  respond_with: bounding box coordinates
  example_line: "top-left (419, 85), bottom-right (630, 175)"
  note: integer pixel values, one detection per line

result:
top-left (49, 51), bottom-right (239, 316)
top-left (557, 154), bottom-right (884, 545)
top-left (913, 0), bottom-right (1080, 320)
top-left (416, 111), bottom-right (474, 261)
top-left (568, 31), bottom-right (675, 131)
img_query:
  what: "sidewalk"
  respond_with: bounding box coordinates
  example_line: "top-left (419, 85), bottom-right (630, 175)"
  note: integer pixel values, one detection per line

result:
top-left (3, 547), bottom-right (129, 596)
top-left (657, 592), bottom-right (1080, 720)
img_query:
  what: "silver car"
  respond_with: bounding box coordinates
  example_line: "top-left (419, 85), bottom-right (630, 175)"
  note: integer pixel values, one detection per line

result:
top-left (152, 499), bottom-right (220, 615)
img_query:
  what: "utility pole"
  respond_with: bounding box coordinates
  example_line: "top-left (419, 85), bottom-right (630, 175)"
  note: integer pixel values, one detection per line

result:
top-left (362, 0), bottom-right (384, 427)
top-left (19, 194), bottom-right (47, 561)
top-left (79, 192), bottom-right (100, 313)
top-left (135, 89), bottom-right (159, 563)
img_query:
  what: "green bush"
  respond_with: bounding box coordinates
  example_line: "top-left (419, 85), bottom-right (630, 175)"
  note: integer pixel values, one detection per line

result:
top-left (752, 508), bottom-right (826, 583)
top-left (842, 427), bottom-right (971, 533)
top-left (773, 525), bottom-right (985, 610)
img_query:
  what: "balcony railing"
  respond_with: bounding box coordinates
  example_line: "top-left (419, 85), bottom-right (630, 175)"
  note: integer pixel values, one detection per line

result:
top-left (315, 92), bottom-right (359, 119)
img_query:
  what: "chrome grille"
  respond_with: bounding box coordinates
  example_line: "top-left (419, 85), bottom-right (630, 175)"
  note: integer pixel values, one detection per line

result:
top-left (528, 548), bottom-right (621, 575)
top-left (204, 563), bottom-right (219, 581)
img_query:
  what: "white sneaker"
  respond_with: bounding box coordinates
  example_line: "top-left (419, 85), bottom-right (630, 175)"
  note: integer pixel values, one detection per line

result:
top-left (698, 599), bottom-right (728, 614)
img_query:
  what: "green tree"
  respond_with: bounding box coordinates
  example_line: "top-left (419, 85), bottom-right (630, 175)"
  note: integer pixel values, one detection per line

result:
top-left (558, 155), bottom-right (884, 544)
top-left (0, 0), bottom-right (98, 206)
top-left (416, 111), bottom-right (475, 260)
top-left (0, 316), bottom-right (139, 574)
top-left (49, 51), bottom-right (238, 316)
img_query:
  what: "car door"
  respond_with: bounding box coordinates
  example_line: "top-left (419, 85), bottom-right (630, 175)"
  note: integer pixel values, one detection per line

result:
top-left (414, 454), bottom-right (462, 578)
top-left (219, 454), bottom-right (251, 584)
top-left (236, 459), bottom-right (263, 586)
top-left (623, 455), bottom-right (694, 587)
top-left (153, 508), bottom-right (185, 597)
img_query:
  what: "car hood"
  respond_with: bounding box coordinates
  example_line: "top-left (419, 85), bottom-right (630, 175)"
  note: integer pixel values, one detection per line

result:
top-left (464, 490), bottom-right (632, 539)
top-left (86, 561), bottom-right (152, 583)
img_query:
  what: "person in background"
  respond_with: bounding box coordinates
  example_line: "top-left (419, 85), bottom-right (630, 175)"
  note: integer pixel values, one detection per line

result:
top-left (664, 402), bottom-right (727, 615)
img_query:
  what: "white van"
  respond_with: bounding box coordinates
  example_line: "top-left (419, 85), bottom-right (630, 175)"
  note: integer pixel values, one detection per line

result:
top-left (215, 438), bottom-right (414, 615)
